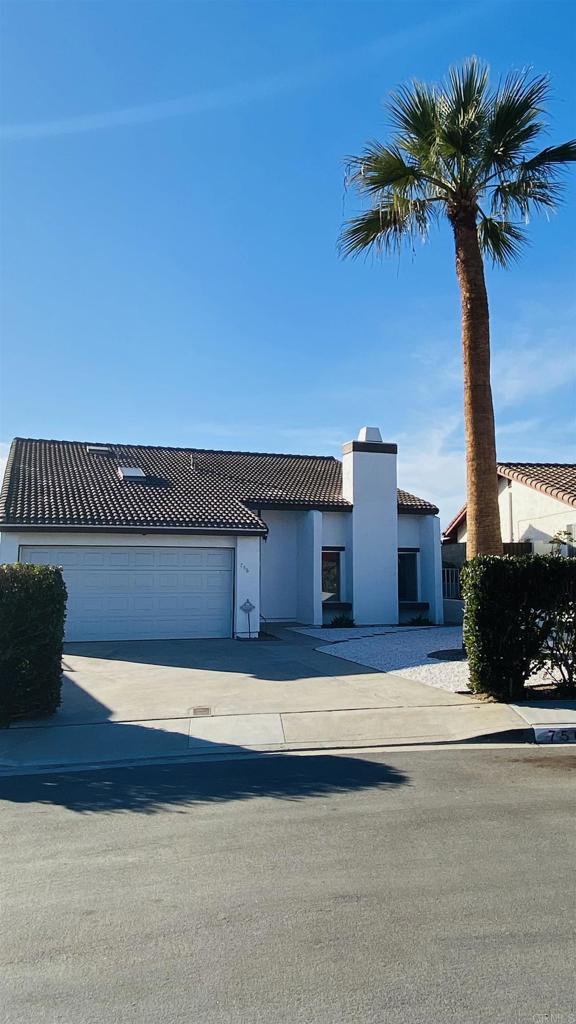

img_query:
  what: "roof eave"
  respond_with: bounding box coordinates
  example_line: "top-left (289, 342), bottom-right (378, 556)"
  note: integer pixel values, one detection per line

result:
top-left (496, 465), bottom-right (576, 509)
top-left (398, 506), bottom-right (439, 517)
top-left (245, 501), bottom-right (352, 512)
top-left (0, 523), bottom-right (268, 537)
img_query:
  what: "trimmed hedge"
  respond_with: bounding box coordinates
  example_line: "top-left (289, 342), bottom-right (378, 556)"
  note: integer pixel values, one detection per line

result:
top-left (461, 554), bottom-right (576, 701)
top-left (0, 564), bottom-right (67, 725)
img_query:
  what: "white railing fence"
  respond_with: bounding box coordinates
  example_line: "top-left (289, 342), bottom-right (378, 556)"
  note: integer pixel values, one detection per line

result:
top-left (442, 567), bottom-right (461, 601)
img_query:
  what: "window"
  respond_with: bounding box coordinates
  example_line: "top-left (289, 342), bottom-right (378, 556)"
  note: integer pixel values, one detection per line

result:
top-left (86, 445), bottom-right (111, 455)
top-left (117, 466), bottom-right (146, 481)
top-left (322, 549), bottom-right (341, 603)
top-left (398, 550), bottom-right (419, 602)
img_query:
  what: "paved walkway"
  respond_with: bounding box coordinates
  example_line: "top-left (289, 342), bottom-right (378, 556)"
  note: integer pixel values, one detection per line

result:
top-left (0, 628), bottom-right (529, 774)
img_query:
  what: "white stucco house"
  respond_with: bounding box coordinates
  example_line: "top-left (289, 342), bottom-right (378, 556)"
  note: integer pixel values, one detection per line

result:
top-left (443, 463), bottom-right (576, 553)
top-left (0, 429), bottom-right (443, 641)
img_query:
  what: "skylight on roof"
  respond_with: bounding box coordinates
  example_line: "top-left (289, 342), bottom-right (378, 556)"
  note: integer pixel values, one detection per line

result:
top-left (117, 466), bottom-right (146, 481)
top-left (87, 445), bottom-right (111, 455)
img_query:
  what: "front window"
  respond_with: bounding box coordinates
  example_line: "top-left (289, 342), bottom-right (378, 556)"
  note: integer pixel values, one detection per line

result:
top-left (398, 550), bottom-right (419, 602)
top-left (322, 550), bottom-right (341, 603)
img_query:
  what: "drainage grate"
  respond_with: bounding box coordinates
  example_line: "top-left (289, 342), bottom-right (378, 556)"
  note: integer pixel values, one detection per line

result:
top-left (192, 706), bottom-right (212, 717)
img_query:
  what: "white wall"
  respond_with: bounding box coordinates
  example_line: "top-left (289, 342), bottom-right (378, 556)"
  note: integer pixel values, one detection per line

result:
top-left (455, 479), bottom-right (574, 547)
top-left (322, 512), bottom-right (348, 547)
top-left (234, 536), bottom-right (260, 639)
top-left (297, 510), bottom-right (322, 626)
top-left (397, 516), bottom-right (421, 548)
top-left (0, 529), bottom-right (260, 640)
top-left (398, 515), bottom-right (444, 624)
top-left (456, 521), bottom-right (467, 542)
top-left (497, 479), bottom-right (575, 547)
top-left (259, 509), bottom-right (324, 625)
top-left (259, 511), bottom-right (299, 621)
top-left (417, 516), bottom-right (444, 624)
top-left (342, 442), bottom-right (398, 624)
top-left (322, 510), bottom-right (351, 623)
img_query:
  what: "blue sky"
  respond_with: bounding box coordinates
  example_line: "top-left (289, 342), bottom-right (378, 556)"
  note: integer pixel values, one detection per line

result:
top-left (0, 0), bottom-right (575, 523)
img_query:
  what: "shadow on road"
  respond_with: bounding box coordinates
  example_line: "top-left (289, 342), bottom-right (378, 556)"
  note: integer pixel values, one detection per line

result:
top-left (0, 753), bottom-right (409, 815)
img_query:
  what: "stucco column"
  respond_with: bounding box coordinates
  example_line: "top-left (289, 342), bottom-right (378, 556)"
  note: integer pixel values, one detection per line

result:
top-left (418, 515), bottom-right (444, 624)
top-left (234, 535), bottom-right (261, 638)
top-left (342, 429), bottom-right (398, 625)
top-left (297, 510), bottom-right (322, 625)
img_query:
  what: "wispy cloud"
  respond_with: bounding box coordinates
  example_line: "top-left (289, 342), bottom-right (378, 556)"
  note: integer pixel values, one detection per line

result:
top-left (0, 6), bottom-right (479, 142)
top-left (492, 309), bottom-right (576, 407)
top-left (397, 417), bottom-right (466, 524)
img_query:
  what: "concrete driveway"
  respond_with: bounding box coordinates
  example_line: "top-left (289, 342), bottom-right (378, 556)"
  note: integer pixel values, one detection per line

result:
top-left (43, 627), bottom-right (468, 726)
top-left (1, 629), bottom-right (528, 772)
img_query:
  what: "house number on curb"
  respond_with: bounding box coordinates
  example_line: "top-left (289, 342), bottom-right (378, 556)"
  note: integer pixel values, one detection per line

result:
top-left (534, 727), bottom-right (576, 744)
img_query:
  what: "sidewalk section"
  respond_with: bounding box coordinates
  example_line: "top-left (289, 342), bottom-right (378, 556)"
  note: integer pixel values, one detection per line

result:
top-left (0, 701), bottom-right (529, 775)
top-left (510, 701), bottom-right (576, 744)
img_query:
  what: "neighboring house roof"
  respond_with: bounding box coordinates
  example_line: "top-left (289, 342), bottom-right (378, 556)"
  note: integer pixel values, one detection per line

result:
top-left (496, 463), bottom-right (576, 509)
top-left (442, 463), bottom-right (576, 541)
top-left (442, 504), bottom-right (467, 542)
top-left (0, 437), bottom-right (438, 534)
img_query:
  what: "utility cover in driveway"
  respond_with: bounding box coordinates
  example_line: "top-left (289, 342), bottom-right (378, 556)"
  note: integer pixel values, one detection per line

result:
top-left (21, 546), bottom-right (234, 642)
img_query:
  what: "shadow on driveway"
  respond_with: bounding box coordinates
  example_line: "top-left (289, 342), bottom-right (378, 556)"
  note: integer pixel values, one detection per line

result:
top-left (0, 752), bottom-right (409, 815)
top-left (63, 635), bottom-right (382, 681)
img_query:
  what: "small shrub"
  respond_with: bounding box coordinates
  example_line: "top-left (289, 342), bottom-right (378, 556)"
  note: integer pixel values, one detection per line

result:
top-left (328, 615), bottom-right (355, 628)
top-left (461, 554), bottom-right (576, 701)
top-left (0, 564), bottom-right (67, 725)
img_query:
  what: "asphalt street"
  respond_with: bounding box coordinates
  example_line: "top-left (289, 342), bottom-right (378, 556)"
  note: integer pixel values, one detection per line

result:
top-left (1, 747), bottom-right (575, 1024)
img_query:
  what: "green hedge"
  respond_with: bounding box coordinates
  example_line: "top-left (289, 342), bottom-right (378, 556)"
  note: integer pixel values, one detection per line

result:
top-left (0, 564), bottom-right (67, 725)
top-left (461, 554), bottom-right (576, 701)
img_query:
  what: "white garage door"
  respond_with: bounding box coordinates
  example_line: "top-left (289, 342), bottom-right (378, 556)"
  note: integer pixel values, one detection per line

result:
top-left (20, 546), bottom-right (234, 642)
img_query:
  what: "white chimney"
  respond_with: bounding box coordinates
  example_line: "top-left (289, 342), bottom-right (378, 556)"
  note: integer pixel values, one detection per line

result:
top-left (342, 427), bottom-right (398, 624)
top-left (357, 426), bottom-right (383, 443)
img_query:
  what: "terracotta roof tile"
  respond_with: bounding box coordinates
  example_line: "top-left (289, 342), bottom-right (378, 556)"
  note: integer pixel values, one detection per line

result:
top-left (497, 463), bottom-right (576, 508)
top-left (442, 463), bottom-right (576, 539)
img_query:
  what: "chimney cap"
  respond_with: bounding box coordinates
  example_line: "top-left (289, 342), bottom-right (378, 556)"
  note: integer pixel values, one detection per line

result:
top-left (357, 426), bottom-right (383, 443)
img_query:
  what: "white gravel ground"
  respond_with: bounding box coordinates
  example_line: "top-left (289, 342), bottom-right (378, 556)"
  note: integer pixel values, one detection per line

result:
top-left (314, 625), bottom-right (551, 695)
top-left (315, 626), bottom-right (471, 693)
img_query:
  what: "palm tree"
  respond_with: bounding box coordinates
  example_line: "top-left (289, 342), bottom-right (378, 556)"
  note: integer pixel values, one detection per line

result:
top-left (340, 59), bottom-right (575, 557)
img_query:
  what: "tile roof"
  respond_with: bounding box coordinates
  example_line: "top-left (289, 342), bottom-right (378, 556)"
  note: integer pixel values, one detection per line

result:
top-left (397, 488), bottom-right (439, 515)
top-left (442, 463), bottom-right (576, 540)
top-left (497, 463), bottom-right (576, 509)
top-left (0, 437), bottom-right (438, 533)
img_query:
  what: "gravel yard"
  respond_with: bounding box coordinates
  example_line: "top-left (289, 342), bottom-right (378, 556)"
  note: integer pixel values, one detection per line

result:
top-left (313, 626), bottom-right (471, 693)
top-left (296, 625), bottom-right (550, 695)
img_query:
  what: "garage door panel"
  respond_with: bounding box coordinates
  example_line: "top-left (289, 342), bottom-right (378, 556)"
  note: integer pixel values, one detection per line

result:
top-left (20, 546), bottom-right (234, 640)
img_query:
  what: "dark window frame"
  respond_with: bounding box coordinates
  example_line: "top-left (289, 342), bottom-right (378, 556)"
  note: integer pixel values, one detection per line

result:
top-left (398, 548), bottom-right (419, 602)
top-left (322, 548), bottom-right (342, 603)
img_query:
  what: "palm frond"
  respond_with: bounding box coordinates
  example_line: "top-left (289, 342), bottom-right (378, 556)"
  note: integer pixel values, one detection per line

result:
top-left (523, 140), bottom-right (576, 171)
top-left (492, 174), bottom-right (562, 218)
top-left (388, 80), bottom-right (439, 144)
top-left (440, 58), bottom-right (490, 157)
top-left (483, 70), bottom-right (549, 170)
top-left (477, 216), bottom-right (528, 266)
top-left (345, 143), bottom-right (424, 195)
top-left (339, 197), bottom-right (433, 258)
top-left (340, 60), bottom-right (574, 265)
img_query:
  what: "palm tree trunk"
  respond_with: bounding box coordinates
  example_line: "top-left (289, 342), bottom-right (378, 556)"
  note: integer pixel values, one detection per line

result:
top-left (451, 211), bottom-right (503, 558)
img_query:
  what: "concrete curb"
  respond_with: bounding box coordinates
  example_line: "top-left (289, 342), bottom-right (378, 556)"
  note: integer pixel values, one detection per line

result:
top-left (0, 726), bottom-right (537, 778)
top-left (510, 701), bottom-right (576, 744)
top-left (6, 700), bottom-right (575, 778)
